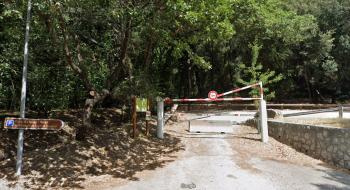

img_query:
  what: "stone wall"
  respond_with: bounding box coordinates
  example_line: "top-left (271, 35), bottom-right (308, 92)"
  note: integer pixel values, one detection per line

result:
top-left (267, 121), bottom-right (350, 169)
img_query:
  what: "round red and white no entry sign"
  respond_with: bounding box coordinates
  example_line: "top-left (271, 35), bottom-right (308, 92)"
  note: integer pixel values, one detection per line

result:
top-left (208, 90), bottom-right (218, 100)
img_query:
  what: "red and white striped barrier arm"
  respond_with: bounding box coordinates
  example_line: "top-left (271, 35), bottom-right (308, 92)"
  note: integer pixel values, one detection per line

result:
top-left (163, 81), bottom-right (264, 104)
top-left (169, 97), bottom-right (261, 103)
top-left (216, 82), bottom-right (260, 98)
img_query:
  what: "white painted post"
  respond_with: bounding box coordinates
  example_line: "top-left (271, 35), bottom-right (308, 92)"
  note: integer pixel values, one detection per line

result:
top-left (260, 99), bottom-right (268, 143)
top-left (157, 98), bottom-right (164, 139)
top-left (257, 106), bottom-right (261, 134)
top-left (339, 105), bottom-right (343, 119)
top-left (257, 81), bottom-right (263, 134)
top-left (16, 0), bottom-right (32, 176)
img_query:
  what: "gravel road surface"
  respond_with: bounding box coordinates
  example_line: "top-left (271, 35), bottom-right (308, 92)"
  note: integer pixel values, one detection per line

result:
top-left (103, 112), bottom-right (350, 190)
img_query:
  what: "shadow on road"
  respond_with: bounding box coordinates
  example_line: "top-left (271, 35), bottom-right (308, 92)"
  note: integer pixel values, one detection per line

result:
top-left (312, 168), bottom-right (350, 190)
top-left (0, 109), bottom-right (184, 189)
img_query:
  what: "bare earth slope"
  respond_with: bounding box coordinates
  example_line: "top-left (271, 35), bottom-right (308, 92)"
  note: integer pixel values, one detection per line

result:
top-left (0, 109), bottom-right (184, 190)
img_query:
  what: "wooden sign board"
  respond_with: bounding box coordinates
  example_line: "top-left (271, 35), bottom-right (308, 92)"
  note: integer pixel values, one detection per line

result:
top-left (136, 98), bottom-right (148, 112)
top-left (4, 118), bottom-right (64, 130)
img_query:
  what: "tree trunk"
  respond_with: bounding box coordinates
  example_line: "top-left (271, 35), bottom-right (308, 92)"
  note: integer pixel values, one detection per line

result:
top-left (78, 89), bottom-right (110, 140)
top-left (304, 67), bottom-right (313, 102)
top-left (144, 36), bottom-right (154, 72)
top-left (107, 16), bottom-right (132, 89)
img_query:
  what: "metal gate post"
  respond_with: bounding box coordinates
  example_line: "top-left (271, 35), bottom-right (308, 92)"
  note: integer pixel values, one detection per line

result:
top-left (257, 81), bottom-right (263, 134)
top-left (257, 112), bottom-right (261, 134)
top-left (339, 105), bottom-right (343, 119)
top-left (260, 99), bottom-right (268, 143)
top-left (157, 97), bottom-right (164, 139)
top-left (16, 0), bottom-right (32, 176)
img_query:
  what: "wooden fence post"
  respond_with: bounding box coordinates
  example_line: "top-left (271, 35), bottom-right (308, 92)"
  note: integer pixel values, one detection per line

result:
top-left (132, 96), bottom-right (137, 138)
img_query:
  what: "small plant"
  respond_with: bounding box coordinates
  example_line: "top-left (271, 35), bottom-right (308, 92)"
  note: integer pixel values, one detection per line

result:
top-left (237, 41), bottom-right (283, 100)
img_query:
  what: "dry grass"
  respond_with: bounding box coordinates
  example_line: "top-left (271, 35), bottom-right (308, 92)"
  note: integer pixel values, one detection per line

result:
top-left (277, 118), bottom-right (350, 128)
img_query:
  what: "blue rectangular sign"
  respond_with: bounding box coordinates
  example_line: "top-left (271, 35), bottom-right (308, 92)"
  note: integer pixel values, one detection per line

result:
top-left (5, 119), bottom-right (14, 127)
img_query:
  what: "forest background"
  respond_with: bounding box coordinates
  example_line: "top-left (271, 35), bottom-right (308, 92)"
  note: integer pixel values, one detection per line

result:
top-left (1, 0), bottom-right (349, 127)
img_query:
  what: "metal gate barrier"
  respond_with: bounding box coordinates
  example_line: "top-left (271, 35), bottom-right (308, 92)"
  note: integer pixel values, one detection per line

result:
top-left (156, 82), bottom-right (269, 143)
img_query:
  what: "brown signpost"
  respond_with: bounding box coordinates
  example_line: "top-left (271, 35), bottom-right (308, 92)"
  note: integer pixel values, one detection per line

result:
top-left (131, 97), bottom-right (152, 138)
top-left (132, 96), bottom-right (137, 138)
top-left (4, 118), bottom-right (64, 130)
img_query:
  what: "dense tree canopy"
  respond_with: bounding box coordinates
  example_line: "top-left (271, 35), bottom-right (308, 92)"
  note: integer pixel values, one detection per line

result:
top-left (1, 0), bottom-right (349, 126)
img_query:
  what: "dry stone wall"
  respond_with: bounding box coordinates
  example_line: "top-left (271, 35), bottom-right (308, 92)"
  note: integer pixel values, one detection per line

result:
top-left (268, 121), bottom-right (350, 169)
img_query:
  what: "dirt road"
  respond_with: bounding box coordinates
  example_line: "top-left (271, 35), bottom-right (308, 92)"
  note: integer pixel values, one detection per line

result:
top-left (103, 113), bottom-right (350, 190)
top-left (2, 111), bottom-right (349, 190)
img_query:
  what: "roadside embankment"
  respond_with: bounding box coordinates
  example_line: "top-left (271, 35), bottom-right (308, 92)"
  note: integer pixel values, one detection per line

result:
top-left (248, 118), bottom-right (350, 170)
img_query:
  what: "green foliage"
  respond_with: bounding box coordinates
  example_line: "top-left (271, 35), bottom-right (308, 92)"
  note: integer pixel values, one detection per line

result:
top-left (0, 2), bottom-right (24, 109)
top-left (237, 42), bottom-right (283, 100)
top-left (1, 0), bottom-right (350, 112)
top-left (113, 71), bottom-right (164, 105)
